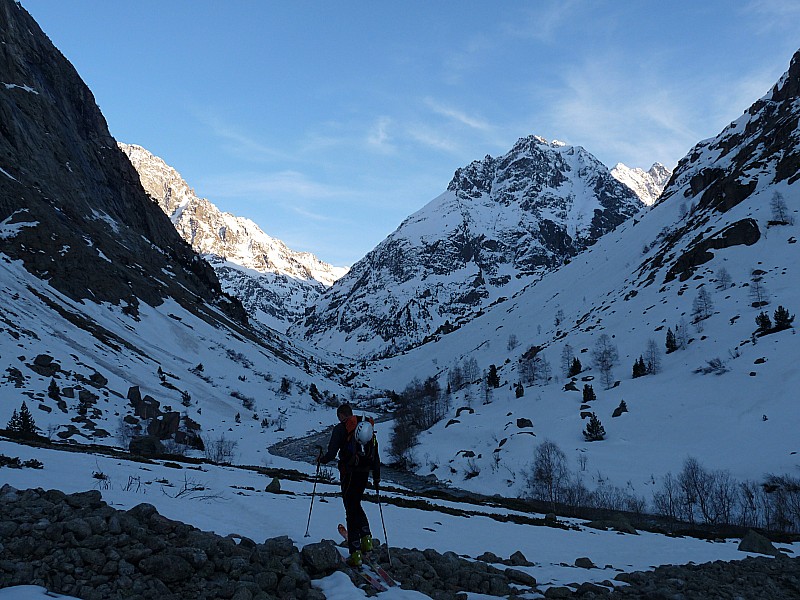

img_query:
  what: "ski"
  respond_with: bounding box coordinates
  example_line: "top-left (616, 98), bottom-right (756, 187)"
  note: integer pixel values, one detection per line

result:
top-left (365, 557), bottom-right (398, 587)
top-left (338, 523), bottom-right (397, 587)
top-left (337, 550), bottom-right (387, 592)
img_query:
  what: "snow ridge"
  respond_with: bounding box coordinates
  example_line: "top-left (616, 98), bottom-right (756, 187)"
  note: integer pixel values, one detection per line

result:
top-left (120, 143), bottom-right (348, 331)
top-left (611, 162), bottom-right (672, 206)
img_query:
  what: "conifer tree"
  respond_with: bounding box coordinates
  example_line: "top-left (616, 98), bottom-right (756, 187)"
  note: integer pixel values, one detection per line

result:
top-left (665, 327), bottom-right (678, 353)
top-left (632, 356), bottom-right (647, 378)
top-left (568, 357), bottom-right (582, 377)
top-left (6, 409), bottom-right (20, 432)
top-left (582, 384), bottom-right (596, 402)
top-left (755, 311), bottom-right (772, 333)
top-left (515, 382), bottom-right (524, 398)
top-left (487, 364), bottom-right (500, 388)
top-left (18, 401), bottom-right (37, 435)
top-left (47, 379), bottom-right (60, 400)
top-left (583, 412), bottom-right (606, 442)
top-left (773, 305), bottom-right (795, 331)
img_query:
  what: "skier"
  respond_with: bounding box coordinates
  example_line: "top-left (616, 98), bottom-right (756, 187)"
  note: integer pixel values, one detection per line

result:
top-left (318, 403), bottom-right (380, 566)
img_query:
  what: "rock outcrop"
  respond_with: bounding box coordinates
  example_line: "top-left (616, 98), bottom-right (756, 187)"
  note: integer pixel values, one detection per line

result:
top-left (120, 143), bottom-right (347, 331)
top-left (0, 0), bottom-right (240, 322)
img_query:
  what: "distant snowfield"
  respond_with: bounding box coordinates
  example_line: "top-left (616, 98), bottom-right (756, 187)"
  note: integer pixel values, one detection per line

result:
top-left (1, 440), bottom-right (796, 598)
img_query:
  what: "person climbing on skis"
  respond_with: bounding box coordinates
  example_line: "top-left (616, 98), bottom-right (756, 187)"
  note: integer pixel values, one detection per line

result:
top-left (318, 402), bottom-right (380, 566)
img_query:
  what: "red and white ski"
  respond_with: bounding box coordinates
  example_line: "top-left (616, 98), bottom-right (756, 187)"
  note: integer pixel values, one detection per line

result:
top-left (338, 523), bottom-right (397, 587)
top-left (337, 549), bottom-right (386, 592)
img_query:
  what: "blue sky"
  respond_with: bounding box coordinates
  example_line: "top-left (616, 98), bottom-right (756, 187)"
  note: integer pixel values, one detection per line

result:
top-left (23, 1), bottom-right (800, 266)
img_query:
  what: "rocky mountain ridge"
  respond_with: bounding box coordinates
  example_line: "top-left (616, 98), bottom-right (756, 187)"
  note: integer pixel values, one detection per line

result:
top-left (610, 162), bottom-right (672, 206)
top-left (120, 143), bottom-right (347, 331)
top-left (0, 0), bottom-right (239, 323)
top-left (297, 136), bottom-right (644, 358)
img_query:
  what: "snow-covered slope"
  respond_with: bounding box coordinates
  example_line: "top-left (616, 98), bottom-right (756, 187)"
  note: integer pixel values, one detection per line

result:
top-left (0, 253), bottom-right (352, 460)
top-left (611, 162), bottom-right (672, 205)
top-left (353, 49), bottom-right (800, 507)
top-left (298, 136), bottom-right (643, 358)
top-left (120, 143), bottom-right (348, 331)
top-left (0, 0), bottom-right (356, 464)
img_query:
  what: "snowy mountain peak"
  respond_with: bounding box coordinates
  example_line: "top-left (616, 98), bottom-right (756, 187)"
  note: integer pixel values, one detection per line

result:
top-left (120, 143), bottom-right (347, 287)
top-left (611, 162), bottom-right (672, 206)
top-left (120, 142), bottom-right (348, 331)
top-left (299, 134), bottom-right (643, 358)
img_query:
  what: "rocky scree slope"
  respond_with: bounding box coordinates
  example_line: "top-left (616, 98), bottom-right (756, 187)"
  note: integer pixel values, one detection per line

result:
top-left (3, 484), bottom-right (799, 600)
top-left (0, 0), bottom-right (240, 323)
top-left (120, 143), bottom-right (347, 332)
top-left (0, 484), bottom-right (541, 600)
top-left (298, 136), bottom-right (643, 358)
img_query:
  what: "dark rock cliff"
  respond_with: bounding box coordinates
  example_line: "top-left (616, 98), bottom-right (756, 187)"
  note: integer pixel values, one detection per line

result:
top-left (0, 0), bottom-right (241, 320)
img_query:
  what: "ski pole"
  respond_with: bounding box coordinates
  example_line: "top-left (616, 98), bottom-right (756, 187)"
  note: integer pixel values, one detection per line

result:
top-left (304, 446), bottom-right (322, 538)
top-left (377, 484), bottom-right (392, 567)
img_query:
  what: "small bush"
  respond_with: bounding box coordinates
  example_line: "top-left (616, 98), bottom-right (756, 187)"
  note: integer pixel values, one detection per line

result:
top-left (693, 358), bottom-right (729, 375)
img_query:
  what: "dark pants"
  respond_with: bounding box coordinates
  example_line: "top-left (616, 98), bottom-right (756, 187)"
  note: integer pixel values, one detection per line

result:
top-left (341, 470), bottom-right (371, 553)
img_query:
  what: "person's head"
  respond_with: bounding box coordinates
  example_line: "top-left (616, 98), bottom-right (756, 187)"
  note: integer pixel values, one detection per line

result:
top-left (336, 403), bottom-right (353, 422)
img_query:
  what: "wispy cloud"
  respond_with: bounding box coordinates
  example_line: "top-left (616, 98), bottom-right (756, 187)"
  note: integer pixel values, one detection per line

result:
top-left (742, 0), bottom-right (800, 34)
top-left (366, 116), bottom-right (395, 153)
top-left (501, 0), bottom-right (583, 43)
top-left (200, 170), bottom-right (348, 201)
top-left (424, 98), bottom-right (493, 132)
top-left (537, 54), bottom-right (715, 169)
top-left (406, 125), bottom-right (462, 154)
top-left (190, 107), bottom-right (286, 163)
top-left (442, 34), bottom-right (493, 85)
top-left (288, 204), bottom-right (350, 224)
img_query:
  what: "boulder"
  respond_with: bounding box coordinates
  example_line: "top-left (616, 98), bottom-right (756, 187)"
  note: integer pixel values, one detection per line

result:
top-left (148, 411), bottom-right (181, 439)
top-left (29, 354), bottom-right (60, 377)
top-left (129, 435), bottom-right (164, 457)
top-left (505, 567), bottom-right (537, 587)
top-left (476, 551), bottom-right (502, 564)
top-left (301, 541), bottom-right (341, 576)
top-left (88, 371), bottom-right (108, 388)
top-left (265, 477), bottom-right (281, 493)
top-left (516, 418), bottom-right (533, 428)
top-left (509, 550), bottom-right (532, 566)
top-left (585, 513), bottom-right (638, 535)
top-left (544, 587), bottom-right (573, 598)
top-left (738, 529), bottom-right (780, 556)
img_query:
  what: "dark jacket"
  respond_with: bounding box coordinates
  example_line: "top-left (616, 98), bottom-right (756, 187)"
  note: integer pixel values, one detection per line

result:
top-left (320, 421), bottom-right (380, 480)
